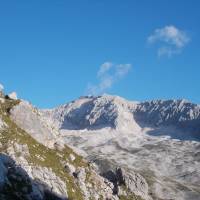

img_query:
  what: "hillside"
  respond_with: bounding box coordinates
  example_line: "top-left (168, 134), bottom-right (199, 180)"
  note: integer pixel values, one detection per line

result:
top-left (0, 94), bottom-right (148, 200)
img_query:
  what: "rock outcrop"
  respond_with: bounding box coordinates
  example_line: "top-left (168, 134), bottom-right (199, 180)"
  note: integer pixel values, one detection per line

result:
top-left (103, 168), bottom-right (150, 200)
top-left (8, 92), bottom-right (18, 100)
top-left (10, 100), bottom-right (62, 148)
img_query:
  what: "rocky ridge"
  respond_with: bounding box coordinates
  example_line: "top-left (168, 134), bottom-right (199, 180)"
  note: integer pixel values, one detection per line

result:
top-left (42, 95), bottom-right (200, 140)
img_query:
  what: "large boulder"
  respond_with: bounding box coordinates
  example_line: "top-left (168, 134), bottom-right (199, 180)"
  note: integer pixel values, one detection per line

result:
top-left (8, 92), bottom-right (18, 100)
top-left (116, 168), bottom-right (149, 199)
top-left (103, 167), bottom-right (150, 200)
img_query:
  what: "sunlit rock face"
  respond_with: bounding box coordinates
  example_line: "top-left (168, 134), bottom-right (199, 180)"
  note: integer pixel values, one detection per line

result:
top-left (10, 100), bottom-right (61, 149)
top-left (42, 95), bottom-right (200, 138)
top-left (134, 99), bottom-right (200, 140)
top-left (42, 95), bottom-right (141, 132)
top-left (8, 92), bottom-right (18, 100)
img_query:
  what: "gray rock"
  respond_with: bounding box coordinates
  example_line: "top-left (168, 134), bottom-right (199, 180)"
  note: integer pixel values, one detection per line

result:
top-left (103, 167), bottom-right (150, 200)
top-left (8, 92), bottom-right (18, 100)
top-left (10, 101), bottom-right (61, 148)
top-left (64, 162), bottom-right (76, 175)
top-left (116, 167), bottom-right (149, 199)
top-left (69, 154), bottom-right (76, 162)
top-left (6, 143), bottom-right (68, 199)
top-left (0, 117), bottom-right (7, 130)
top-left (76, 167), bottom-right (86, 182)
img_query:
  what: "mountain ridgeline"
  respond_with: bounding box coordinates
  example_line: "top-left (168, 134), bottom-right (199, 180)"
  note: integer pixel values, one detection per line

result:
top-left (42, 95), bottom-right (200, 140)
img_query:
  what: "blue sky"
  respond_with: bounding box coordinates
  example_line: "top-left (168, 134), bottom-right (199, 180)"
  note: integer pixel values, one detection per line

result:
top-left (0, 0), bottom-right (199, 108)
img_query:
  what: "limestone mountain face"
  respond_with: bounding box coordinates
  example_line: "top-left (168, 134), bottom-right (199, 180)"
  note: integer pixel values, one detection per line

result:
top-left (41, 95), bottom-right (141, 132)
top-left (134, 99), bottom-right (200, 139)
top-left (42, 95), bottom-right (200, 139)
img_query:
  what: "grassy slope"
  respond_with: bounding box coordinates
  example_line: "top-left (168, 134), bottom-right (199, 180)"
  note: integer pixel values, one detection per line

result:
top-left (0, 99), bottom-right (89, 200)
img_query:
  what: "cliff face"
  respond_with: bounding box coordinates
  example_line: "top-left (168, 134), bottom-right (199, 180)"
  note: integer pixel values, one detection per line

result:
top-left (42, 95), bottom-right (200, 140)
top-left (134, 99), bottom-right (200, 138)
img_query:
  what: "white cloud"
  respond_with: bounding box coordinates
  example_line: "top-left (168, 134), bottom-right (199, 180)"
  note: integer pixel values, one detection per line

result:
top-left (157, 47), bottom-right (180, 57)
top-left (147, 25), bottom-right (190, 57)
top-left (97, 62), bottom-right (113, 77)
top-left (0, 84), bottom-right (4, 92)
top-left (86, 62), bottom-right (132, 95)
top-left (116, 64), bottom-right (132, 78)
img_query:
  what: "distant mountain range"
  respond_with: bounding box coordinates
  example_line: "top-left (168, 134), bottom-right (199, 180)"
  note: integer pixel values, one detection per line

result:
top-left (42, 95), bottom-right (200, 140)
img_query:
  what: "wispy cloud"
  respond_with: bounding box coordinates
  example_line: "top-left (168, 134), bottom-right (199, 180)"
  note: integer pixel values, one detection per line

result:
top-left (147, 25), bottom-right (190, 57)
top-left (0, 83), bottom-right (4, 92)
top-left (115, 64), bottom-right (132, 78)
top-left (97, 62), bottom-right (113, 77)
top-left (86, 62), bottom-right (132, 95)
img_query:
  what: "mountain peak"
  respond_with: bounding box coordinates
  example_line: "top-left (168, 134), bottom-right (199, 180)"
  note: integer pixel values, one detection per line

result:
top-left (40, 95), bottom-right (200, 140)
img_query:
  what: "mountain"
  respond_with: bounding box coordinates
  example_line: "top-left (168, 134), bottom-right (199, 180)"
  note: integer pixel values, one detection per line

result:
top-left (0, 94), bottom-right (149, 200)
top-left (42, 95), bottom-right (200, 140)
top-left (40, 95), bottom-right (200, 200)
top-left (0, 92), bottom-right (200, 200)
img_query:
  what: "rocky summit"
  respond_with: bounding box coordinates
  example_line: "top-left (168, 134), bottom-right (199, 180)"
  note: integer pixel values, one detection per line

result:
top-left (0, 92), bottom-right (200, 200)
